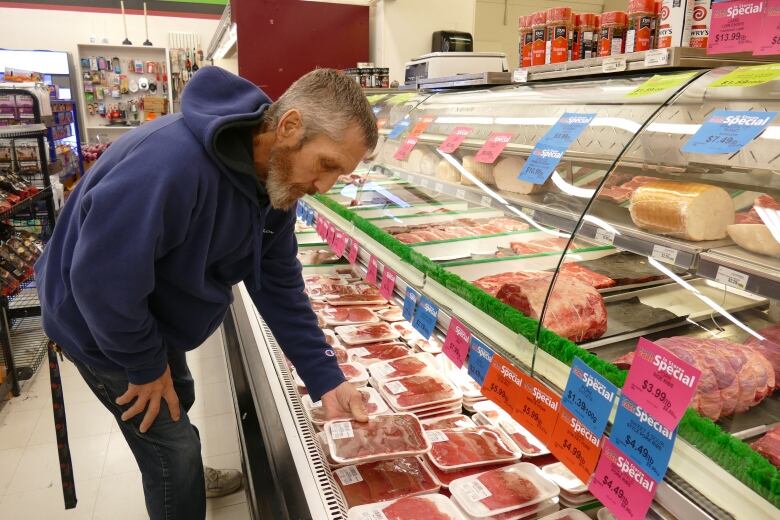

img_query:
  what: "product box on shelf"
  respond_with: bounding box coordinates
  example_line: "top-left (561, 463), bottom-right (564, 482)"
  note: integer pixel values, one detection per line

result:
top-left (658, 0), bottom-right (695, 48)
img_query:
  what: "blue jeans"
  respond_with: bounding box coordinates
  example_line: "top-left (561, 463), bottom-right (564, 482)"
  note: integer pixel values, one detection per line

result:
top-left (68, 350), bottom-right (206, 520)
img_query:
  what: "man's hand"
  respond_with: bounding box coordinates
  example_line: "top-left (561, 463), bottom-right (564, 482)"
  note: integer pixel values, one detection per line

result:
top-left (116, 365), bottom-right (181, 433)
top-left (321, 381), bottom-right (368, 422)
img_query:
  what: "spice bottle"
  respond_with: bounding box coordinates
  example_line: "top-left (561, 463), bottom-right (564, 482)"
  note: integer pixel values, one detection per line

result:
top-left (571, 14), bottom-right (581, 61)
top-left (531, 11), bottom-right (548, 66)
top-left (598, 11), bottom-right (628, 57)
top-left (519, 16), bottom-right (533, 68)
top-left (626, 0), bottom-right (657, 52)
top-left (575, 13), bottom-right (597, 59)
top-left (689, 0), bottom-right (712, 48)
top-left (545, 7), bottom-right (573, 64)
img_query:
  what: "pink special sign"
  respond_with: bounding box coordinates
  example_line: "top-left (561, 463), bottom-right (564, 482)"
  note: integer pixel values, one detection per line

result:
top-left (332, 231), bottom-right (347, 257)
top-left (365, 255), bottom-right (379, 286)
top-left (589, 440), bottom-right (658, 520)
top-left (707, 0), bottom-right (764, 54)
top-left (442, 317), bottom-right (472, 368)
top-left (347, 239), bottom-right (359, 264)
top-left (754, 0), bottom-right (780, 55)
top-left (438, 126), bottom-right (473, 154)
top-left (379, 267), bottom-right (397, 301)
top-left (474, 132), bottom-right (514, 164)
top-left (622, 338), bottom-right (701, 431)
top-left (393, 136), bottom-right (419, 161)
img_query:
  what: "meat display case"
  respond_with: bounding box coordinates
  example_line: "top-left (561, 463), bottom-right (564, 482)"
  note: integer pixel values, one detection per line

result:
top-left (222, 66), bottom-right (780, 520)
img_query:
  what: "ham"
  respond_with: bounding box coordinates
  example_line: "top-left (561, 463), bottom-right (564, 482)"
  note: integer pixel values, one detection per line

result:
top-left (495, 275), bottom-right (608, 342)
top-left (460, 155), bottom-right (495, 186)
top-left (390, 217), bottom-right (529, 244)
top-left (599, 175), bottom-right (660, 204)
top-left (727, 224), bottom-right (780, 257)
top-left (629, 181), bottom-right (734, 241)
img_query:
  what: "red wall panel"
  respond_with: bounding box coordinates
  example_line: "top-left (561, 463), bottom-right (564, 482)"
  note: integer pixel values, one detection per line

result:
top-left (232, 0), bottom-right (369, 99)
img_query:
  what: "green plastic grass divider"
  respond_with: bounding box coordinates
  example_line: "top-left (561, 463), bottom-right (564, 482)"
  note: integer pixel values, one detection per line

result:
top-left (312, 194), bottom-right (780, 507)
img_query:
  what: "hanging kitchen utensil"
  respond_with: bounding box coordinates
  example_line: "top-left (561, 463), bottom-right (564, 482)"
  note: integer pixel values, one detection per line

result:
top-left (138, 77), bottom-right (149, 91)
top-left (143, 2), bottom-right (153, 46)
top-left (191, 48), bottom-right (199, 72)
top-left (149, 81), bottom-right (157, 93)
top-left (112, 57), bottom-right (121, 74)
top-left (120, 1), bottom-right (132, 45)
top-left (134, 60), bottom-right (143, 74)
top-left (129, 80), bottom-right (139, 93)
top-left (120, 75), bottom-right (129, 94)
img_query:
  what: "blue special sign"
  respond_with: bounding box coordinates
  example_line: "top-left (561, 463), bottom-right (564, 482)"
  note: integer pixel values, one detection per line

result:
top-left (411, 295), bottom-right (439, 339)
top-left (401, 287), bottom-right (419, 322)
top-left (388, 119), bottom-right (411, 139)
top-left (562, 357), bottom-right (618, 438)
top-left (467, 337), bottom-right (494, 387)
top-left (682, 109), bottom-right (777, 155)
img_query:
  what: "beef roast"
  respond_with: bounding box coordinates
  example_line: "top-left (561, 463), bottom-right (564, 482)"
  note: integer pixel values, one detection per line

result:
top-left (743, 324), bottom-right (780, 390)
top-left (495, 275), bottom-right (608, 342)
top-left (751, 424), bottom-right (780, 469)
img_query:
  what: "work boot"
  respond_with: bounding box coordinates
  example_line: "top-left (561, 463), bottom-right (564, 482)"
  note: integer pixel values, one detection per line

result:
top-left (204, 466), bottom-right (243, 498)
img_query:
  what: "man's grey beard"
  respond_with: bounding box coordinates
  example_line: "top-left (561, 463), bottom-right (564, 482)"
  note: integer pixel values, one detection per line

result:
top-left (265, 144), bottom-right (311, 210)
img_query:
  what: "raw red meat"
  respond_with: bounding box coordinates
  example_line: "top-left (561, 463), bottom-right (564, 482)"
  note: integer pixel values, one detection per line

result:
top-left (351, 342), bottom-right (411, 361)
top-left (378, 307), bottom-right (405, 322)
top-left (505, 431), bottom-right (541, 455)
top-left (338, 323), bottom-right (398, 344)
top-left (424, 458), bottom-right (512, 487)
top-left (382, 356), bottom-right (430, 379)
top-left (751, 424), bottom-right (780, 469)
top-left (735, 194), bottom-right (780, 225)
top-left (340, 363), bottom-right (362, 379)
top-left (599, 176), bottom-right (660, 204)
top-left (336, 457), bottom-right (438, 507)
top-left (381, 496), bottom-right (452, 520)
top-left (473, 271), bottom-right (542, 296)
top-left (559, 263), bottom-right (616, 289)
top-left (744, 324), bottom-right (780, 390)
top-left (390, 217), bottom-right (529, 244)
top-left (334, 348), bottom-right (349, 363)
top-left (385, 375), bottom-right (456, 407)
top-left (321, 306), bottom-right (378, 324)
top-left (393, 322), bottom-right (417, 340)
top-left (477, 469), bottom-right (540, 510)
top-left (396, 233), bottom-right (426, 244)
top-left (496, 275), bottom-right (608, 342)
top-left (329, 415), bottom-right (428, 462)
top-left (422, 415), bottom-right (475, 430)
top-left (429, 428), bottom-right (517, 469)
top-left (616, 336), bottom-right (774, 420)
top-left (509, 237), bottom-right (577, 255)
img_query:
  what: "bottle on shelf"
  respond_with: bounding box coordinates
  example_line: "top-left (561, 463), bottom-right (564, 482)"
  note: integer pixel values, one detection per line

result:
top-left (545, 7), bottom-right (573, 64)
top-left (598, 11), bottom-right (629, 57)
top-left (530, 11), bottom-right (548, 66)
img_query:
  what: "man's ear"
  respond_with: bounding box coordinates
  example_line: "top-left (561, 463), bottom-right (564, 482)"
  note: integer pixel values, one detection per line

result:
top-left (277, 109), bottom-right (303, 140)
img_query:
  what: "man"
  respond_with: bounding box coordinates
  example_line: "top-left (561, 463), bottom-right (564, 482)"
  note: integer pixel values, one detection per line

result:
top-left (35, 66), bottom-right (376, 519)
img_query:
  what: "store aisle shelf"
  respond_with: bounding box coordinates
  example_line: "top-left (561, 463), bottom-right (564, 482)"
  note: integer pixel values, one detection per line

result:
top-left (0, 124), bottom-right (47, 139)
top-left (0, 187), bottom-right (52, 220)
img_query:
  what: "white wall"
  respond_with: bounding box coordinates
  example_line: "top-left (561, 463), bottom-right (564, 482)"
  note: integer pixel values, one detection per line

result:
top-left (370, 0), bottom-right (477, 84)
top-left (0, 7), bottom-right (218, 67)
top-left (475, 0), bottom-right (604, 70)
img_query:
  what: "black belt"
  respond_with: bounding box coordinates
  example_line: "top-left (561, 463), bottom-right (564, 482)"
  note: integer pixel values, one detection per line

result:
top-left (48, 341), bottom-right (77, 509)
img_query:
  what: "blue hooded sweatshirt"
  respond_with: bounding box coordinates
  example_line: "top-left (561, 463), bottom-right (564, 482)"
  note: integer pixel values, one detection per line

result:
top-left (35, 67), bottom-right (345, 401)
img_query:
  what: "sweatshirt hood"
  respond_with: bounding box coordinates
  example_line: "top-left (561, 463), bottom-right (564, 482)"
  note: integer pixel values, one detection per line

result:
top-left (181, 66), bottom-right (272, 207)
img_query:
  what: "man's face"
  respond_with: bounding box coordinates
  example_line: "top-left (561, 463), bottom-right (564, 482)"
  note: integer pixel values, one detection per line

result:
top-left (265, 123), bottom-right (368, 210)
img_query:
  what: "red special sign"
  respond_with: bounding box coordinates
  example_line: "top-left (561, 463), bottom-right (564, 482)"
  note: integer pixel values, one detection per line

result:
top-left (515, 373), bottom-right (561, 446)
top-left (348, 239), bottom-right (360, 264)
top-left (438, 126), bottom-right (473, 154)
top-left (379, 267), bottom-right (397, 300)
top-left (393, 136), bottom-right (419, 161)
top-left (441, 317), bottom-right (471, 368)
top-left (474, 132), bottom-right (513, 164)
top-left (410, 115), bottom-right (435, 137)
top-left (365, 255), bottom-right (379, 285)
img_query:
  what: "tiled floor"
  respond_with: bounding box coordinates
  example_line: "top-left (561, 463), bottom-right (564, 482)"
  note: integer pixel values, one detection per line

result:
top-left (0, 331), bottom-right (251, 519)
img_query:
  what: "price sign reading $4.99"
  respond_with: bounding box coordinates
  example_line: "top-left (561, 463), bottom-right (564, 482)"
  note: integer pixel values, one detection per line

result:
top-left (550, 407), bottom-right (603, 485)
top-left (622, 338), bottom-right (701, 431)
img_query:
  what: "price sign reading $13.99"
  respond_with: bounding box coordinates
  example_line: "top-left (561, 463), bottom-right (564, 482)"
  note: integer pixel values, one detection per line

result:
top-left (589, 440), bottom-right (658, 520)
top-left (622, 338), bottom-right (701, 431)
top-left (474, 132), bottom-right (514, 164)
top-left (707, 0), bottom-right (763, 54)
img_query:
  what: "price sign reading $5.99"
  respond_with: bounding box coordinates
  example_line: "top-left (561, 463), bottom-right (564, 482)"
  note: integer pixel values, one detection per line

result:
top-left (514, 374), bottom-right (561, 447)
top-left (480, 355), bottom-right (526, 417)
top-left (622, 338), bottom-right (701, 431)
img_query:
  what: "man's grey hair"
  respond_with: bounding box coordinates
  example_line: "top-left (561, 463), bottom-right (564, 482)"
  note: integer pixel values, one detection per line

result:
top-left (263, 68), bottom-right (378, 150)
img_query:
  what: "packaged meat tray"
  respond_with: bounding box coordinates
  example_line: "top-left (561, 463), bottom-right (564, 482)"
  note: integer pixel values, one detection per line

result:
top-left (323, 329), bottom-right (343, 348)
top-left (320, 306), bottom-right (381, 326)
top-left (498, 419), bottom-right (549, 457)
top-left (428, 427), bottom-right (520, 472)
top-left (337, 323), bottom-right (401, 345)
top-left (304, 273), bottom-right (350, 286)
top-left (541, 463), bottom-right (586, 494)
top-left (327, 291), bottom-right (388, 306)
top-left (414, 403), bottom-right (465, 419)
top-left (340, 362), bottom-right (370, 386)
top-left (455, 497), bottom-right (560, 520)
top-left (334, 456), bottom-right (440, 508)
top-left (308, 282), bottom-right (372, 300)
top-left (421, 414), bottom-right (477, 431)
top-left (317, 432), bottom-right (347, 468)
top-left (449, 462), bottom-right (560, 518)
top-left (412, 336), bottom-right (444, 355)
top-left (377, 306), bottom-right (405, 322)
top-left (392, 321), bottom-right (419, 341)
top-left (380, 374), bottom-right (462, 411)
top-left (347, 493), bottom-right (467, 520)
top-left (347, 342), bottom-right (411, 365)
top-left (537, 507), bottom-right (590, 520)
top-left (371, 353), bottom-right (438, 382)
top-left (303, 387), bottom-right (388, 426)
top-left (422, 456), bottom-right (513, 489)
top-left (325, 413), bottom-right (431, 464)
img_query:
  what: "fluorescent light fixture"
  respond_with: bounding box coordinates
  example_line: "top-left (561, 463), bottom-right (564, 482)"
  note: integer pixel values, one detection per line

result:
top-left (551, 171), bottom-right (596, 199)
top-left (435, 116), bottom-right (494, 125)
top-left (646, 122), bottom-right (701, 135)
top-left (437, 150), bottom-right (508, 205)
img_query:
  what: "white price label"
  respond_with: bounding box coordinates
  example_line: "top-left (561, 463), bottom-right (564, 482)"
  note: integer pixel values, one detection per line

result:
top-left (513, 69), bottom-right (529, 83)
top-left (361, 511), bottom-right (389, 520)
top-left (594, 228), bottom-right (615, 245)
top-left (521, 207), bottom-right (536, 218)
top-left (420, 178), bottom-right (429, 188)
top-left (334, 465), bottom-right (363, 486)
top-left (435, 182), bottom-right (444, 193)
top-left (644, 48), bottom-right (669, 67)
top-left (715, 266), bottom-right (749, 291)
top-left (602, 57), bottom-right (627, 73)
top-left (372, 362), bottom-right (394, 379)
top-left (480, 195), bottom-right (493, 207)
top-left (456, 189), bottom-right (466, 199)
top-left (311, 400), bottom-right (323, 409)
top-left (349, 347), bottom-right (370, 357)
top-left (651, 244), bottom-right (679, 265)
top-left (330, 421), bottom-right (354, 440)
top-left (464, 480), bottom-right (493, 502)
top-left (385, 380), bottom-right (408, 395)
top-left (425, 430), bottom-right (449, 443)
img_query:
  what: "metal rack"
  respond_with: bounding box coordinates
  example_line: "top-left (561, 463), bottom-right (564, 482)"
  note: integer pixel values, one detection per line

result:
top-left (0, 87), bottom-right (57, 401)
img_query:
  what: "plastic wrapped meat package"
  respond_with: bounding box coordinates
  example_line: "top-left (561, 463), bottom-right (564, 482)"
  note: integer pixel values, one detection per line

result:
top-left (370, 353), bottom-right (438, 382)
top-left (536, 508), bottom-right (591, 520)
top-left (347, 493), bottom-right (467, 520)
top-left (427, 426), bottom-right (521, 472)
top-left (392, 321), bottom-right (419, 341)
top-left (348, 342), bottom-right (411, 366)
top-left (498, 419), bottom-right (549, 457)
top-left (380, 373), bottom-right (462, 411)
top-left (325, 413), bottom-right (431, 464)
top-left (421, 456), bottom-right (514, 489)
top-left (317, 431), bottom-right (347, 468)
top-left (322, 328), bottom-right (343, 349)
top-left (377, 306), bottom-right (405, 322)
top-left (412, 335), bottom-right (444, 355)
top-left (421, 414), bottom-right (477, 431)
top-left (473, 401), bottom-right (511, 427)
top-left (454, 497), bottom-right (560, 520)
top-left (304, 273), bottom-right (350, 286)
top-left (541, 463), bottom-right (587, 495)
top-left (326, 290), bottom-right (388, 306)
top-left (308, 282), bottom-right (373, 300)
top-left (449, 462), bottom-right (560, 518)
top-left (336, 322), bottom-right (401, 345)
top-left (320, 306), bottom-right (380, 326)
top-left (334, 456), bottom-right (440, 507)
top-left (303, 387), bottom-right (388, 426)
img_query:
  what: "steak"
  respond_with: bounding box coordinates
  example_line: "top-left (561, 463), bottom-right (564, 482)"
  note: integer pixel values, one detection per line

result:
top-left (615, 336), bottom-right (774, 420)
top-left (329, 415), bottom-right (427, 462)
top-left (559, 263), bottom-right (616, 289)
top-left (477, 468), bottom-right (540, 510)
top-left (429, 428), bottom-right (517, 469)
top-left (320, 306), bottom-right (378, 325)
top-left (381, 496), bottom-right (454, 520)
top-left (384, 374), bottom-right (456, 408)
top-left (390, 217), bottom-right (529, 244)
top-left (495, 275), bottom-right (608, 342)
top-left (751, 424), bottom-right (780, 469)
top-left (335, 457), bottom-right (438, 507)
top-left (381, 356), bottom-right (430, 379)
